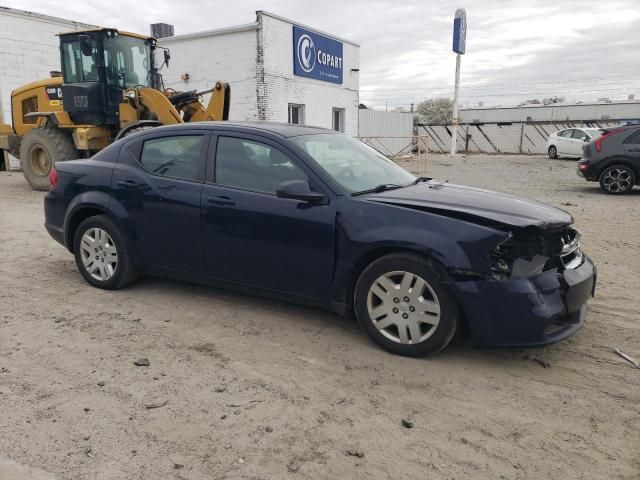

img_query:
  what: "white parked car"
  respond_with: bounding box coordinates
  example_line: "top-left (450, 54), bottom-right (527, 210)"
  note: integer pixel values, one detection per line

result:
top-left (547, 128), bottom-right (604, 159)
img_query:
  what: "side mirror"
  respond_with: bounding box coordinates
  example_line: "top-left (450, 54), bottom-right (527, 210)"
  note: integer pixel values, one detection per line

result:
top-left (163, 49), bottom-right (171, 68)
top-left (79, 34), bottom-right (94, 56)
top-left (276, 180), bottom-right (325, 204)
top-left (583, 137), bottom-right (590, 142)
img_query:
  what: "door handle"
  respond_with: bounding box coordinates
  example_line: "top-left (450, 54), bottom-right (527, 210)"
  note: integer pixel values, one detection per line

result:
top-left (207, 196), bottom-right (235, 206)
top-left (628, 148), bottom-right (640, 152)
top-left (117, 180), bottom-right (141, 189)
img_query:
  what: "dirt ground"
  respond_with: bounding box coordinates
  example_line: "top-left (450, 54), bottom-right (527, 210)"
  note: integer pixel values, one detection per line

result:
top-left (0, 154), bottom-right (639, 480)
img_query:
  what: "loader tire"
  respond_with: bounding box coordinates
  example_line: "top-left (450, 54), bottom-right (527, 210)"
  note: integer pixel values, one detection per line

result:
top-left (20, 126), bottom-right (77, 191)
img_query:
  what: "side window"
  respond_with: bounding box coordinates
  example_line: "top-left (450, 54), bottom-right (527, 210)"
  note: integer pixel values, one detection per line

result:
top-left (215, 137), bottom-right (307, 194)
top-left (572, 129), bottom-right (588, 140)
top-left (558, 129), bottom-right (572, 138)
top-left (139, 135), bottom-right (204, 181)
top-left (623, 130), bottom-right (640, 144)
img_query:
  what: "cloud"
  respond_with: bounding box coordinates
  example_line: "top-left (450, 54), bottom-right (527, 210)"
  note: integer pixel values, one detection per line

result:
top-left (6, 0), bottom-right (640, 109)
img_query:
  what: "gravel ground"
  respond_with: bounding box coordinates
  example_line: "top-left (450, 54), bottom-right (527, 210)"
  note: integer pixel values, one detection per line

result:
top-left (0, 154), bottom-right (639, 480)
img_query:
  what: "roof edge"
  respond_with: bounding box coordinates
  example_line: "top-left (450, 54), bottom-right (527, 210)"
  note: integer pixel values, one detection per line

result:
top-left (257, 10), bottom-right (360, 47)
top-left (158, 22), bottom-right (259, 44)
top-left (0, 5), bottom-right (96, 29)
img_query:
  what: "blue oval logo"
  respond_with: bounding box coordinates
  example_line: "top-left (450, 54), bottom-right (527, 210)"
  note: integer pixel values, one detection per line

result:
top-left (297, 34), bottom-right (316, 73)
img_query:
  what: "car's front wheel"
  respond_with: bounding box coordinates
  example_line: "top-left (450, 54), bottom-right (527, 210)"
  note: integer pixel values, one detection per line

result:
top-left (548, 145), bottom-right (558, 159)
top-left (354, 253), bottom-right (458, 357)
top-left (599, 164), bottom-right (635, 194)
top-left (73, 215), bottom-right (139, 289)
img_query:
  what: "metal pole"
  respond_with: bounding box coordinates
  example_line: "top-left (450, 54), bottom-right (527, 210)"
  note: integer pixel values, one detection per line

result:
top-left (450, 53), bottom-right (461, 155)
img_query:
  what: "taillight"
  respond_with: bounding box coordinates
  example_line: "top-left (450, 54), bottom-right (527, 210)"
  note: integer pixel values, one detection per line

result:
top-left (594, 129), bottom-right (623, 152)
top-left (578, 163), bottom-right (590, 171)
top-left (49, 168), bottom-right (58, 191)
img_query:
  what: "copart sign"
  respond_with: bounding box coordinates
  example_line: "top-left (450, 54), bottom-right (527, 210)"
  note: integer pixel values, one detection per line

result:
top-left (293, 26), bottom-right (343, 84)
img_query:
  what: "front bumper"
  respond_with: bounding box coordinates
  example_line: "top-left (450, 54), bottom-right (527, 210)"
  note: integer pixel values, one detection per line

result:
top-left (453, 255), bottom-right (596, 348)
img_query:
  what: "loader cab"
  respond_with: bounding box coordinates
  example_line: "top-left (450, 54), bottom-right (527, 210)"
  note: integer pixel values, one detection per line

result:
top-left (58, 29), bottom-right (159, 127)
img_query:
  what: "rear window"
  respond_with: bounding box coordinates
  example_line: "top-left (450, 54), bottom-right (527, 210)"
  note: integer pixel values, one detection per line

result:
top-left (91, 140), bottom-right (120, 162)
top-left (584, 129), bottom-right (604, 138)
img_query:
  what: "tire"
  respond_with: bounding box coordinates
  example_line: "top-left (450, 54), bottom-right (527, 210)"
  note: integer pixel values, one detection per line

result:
top-left (73, 215), bottom-right (139, 290)
top-left (19, 126), bottom-right (78, 191)
top-left (354, 253), bottom-right (458, 357)
top-left (599, 164), bottom-right (636, 195)
top-left (548, 145), bottom-right (558, 159)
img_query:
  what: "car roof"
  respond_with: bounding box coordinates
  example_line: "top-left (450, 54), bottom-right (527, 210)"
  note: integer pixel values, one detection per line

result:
top-left (145, 121), bottom-right (338, 138)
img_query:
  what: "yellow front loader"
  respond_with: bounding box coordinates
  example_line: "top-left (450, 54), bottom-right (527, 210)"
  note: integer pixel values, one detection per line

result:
top-left (0, 28), bottom-right (230, 190)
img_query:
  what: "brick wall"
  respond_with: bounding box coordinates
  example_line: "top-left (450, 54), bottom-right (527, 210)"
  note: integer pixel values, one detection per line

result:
top-left (258, 13), bottom-right (360, 135)
top-left (159, 26), bottom-right (260, 122)
top-left (0, 8), bottom-right (93, 126)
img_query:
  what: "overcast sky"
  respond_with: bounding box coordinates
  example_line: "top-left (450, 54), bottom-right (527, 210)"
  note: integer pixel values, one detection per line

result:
top-left (6, 0), bottom-right (640, 110)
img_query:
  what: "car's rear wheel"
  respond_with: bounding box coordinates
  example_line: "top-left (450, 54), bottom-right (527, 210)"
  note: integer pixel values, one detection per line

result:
top-left (599, 165), bottom-right (635, 194)
top-left (354, 253), bottom-right (458, 357)
top-left (73, 215), bottom-right (139, 289)
top-left (548, 146), bottom-right (558, 159)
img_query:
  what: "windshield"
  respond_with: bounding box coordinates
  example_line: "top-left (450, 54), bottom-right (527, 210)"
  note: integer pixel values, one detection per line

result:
top-left (104, 35), bottom-right (152, 88)
top-left (291, 134), bottom-right (416, 193)
top-left (60, 35), bottom-right (152, 88)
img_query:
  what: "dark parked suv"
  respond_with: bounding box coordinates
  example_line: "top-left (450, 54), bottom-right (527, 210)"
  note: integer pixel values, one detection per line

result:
top-left (578, 125), bottom-right (640, 194)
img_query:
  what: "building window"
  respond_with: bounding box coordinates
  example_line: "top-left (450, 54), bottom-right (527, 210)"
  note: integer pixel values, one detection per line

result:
top-left (332, 108), bottom-right (345, 132)
top-left (288, 104), bottom-right (305, 125)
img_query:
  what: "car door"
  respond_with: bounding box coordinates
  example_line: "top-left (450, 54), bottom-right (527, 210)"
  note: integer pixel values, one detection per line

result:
top-left (555, 129), bottom-right (574, 155)
top-left (200, 132), bottom-right (336, 299)
top-left (570, 129), bottom-right (589, 156)
top-left (111, 130), bottom-right (208, 273)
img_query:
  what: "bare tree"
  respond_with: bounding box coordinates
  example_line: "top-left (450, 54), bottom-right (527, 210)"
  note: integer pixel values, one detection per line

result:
top-left (416, 98), bottom-right (454, 125)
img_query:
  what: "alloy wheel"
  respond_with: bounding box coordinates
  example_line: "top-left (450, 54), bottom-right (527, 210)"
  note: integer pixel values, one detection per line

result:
top-left (366, 271), bottom-right (441, 345)
top-left (602, 167), bottom-right (633, 193)
top-left (79, 228), bottom-right (118, 281)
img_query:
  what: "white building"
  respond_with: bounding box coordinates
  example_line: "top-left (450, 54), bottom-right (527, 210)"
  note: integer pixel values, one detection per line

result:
top-left (0, 8), bottom-right (93, 125)
top-left (160, 11), bottom-right (360, 135)
top-left (0, 8), bottom-right (360, 136)
top-left (460, 101), bottom-right (640, 124)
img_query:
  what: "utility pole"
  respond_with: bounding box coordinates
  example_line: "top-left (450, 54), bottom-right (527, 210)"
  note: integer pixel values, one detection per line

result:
top-left (410, 102), bottom-right (414, 113)
top-left (451, 53), bottom-right (461, 155)
top-left (450, 8), bottom-right (467, 156)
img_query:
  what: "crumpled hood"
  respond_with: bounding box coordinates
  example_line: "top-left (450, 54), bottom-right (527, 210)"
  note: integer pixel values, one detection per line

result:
top-left (364, 181), bottom-right (573, 229)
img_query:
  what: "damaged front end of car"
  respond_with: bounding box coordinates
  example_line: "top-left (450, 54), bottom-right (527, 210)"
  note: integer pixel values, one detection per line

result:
top-left (452, 223), bottom-right (596, 348)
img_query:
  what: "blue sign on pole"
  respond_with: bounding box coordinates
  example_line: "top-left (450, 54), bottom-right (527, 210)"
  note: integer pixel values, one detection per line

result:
top-left (453, 8), bottom-right (467, 54)
top-left (293, 26), bottom-right (343, 84)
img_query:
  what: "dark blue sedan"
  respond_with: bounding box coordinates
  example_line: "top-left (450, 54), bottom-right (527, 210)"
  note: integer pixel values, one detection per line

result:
top-left (44, 122), bottom-right (596, 356)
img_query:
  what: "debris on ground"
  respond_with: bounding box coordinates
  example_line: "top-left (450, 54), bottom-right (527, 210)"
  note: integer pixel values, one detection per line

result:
top-left (461, 437), bottom-right (471, 445)
top-left (533, 357), bottom-right (551, 368)
top-left (287, 461), bottom-right (300, 473)
top-left (265, 426), bottom-right (273, 433)
top-left (133, 358), bottom-right (150, 367)
top-left (402, 417), bottom-right (415, 428)
top-left (143, 400), bottom-right (168, 409)
top-left (97, 381), bottom-right (105, 387)
top-left (346, 448), bottom-right (365, 458)
top-left (614, 348), bottom-right (640, 369)
top-left (173, 463), bottom-right (184, 469)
